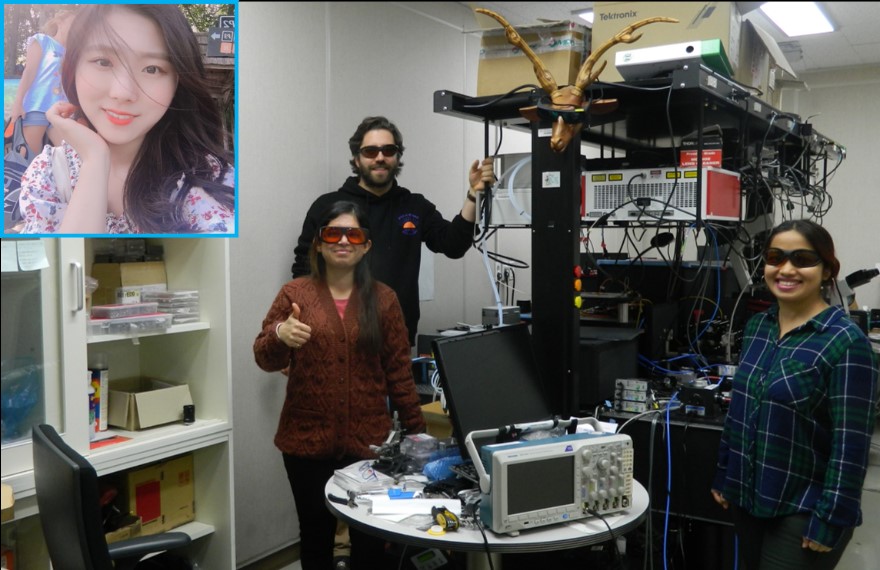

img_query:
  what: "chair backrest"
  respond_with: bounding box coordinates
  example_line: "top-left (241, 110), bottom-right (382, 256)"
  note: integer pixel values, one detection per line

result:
top-left (32, 424), bottom-right (114, 570)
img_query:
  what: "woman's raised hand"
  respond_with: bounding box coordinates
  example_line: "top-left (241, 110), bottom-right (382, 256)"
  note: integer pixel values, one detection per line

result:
top-left (46, 101), bottom-right (109, 162)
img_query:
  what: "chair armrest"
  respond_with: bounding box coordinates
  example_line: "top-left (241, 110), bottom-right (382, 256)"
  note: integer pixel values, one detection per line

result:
top-left (108, 531), bottom-right (192, 561)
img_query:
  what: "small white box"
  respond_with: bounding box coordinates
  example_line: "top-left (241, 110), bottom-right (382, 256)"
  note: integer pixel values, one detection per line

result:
top-left (116, 286), bottom-right (142, 304)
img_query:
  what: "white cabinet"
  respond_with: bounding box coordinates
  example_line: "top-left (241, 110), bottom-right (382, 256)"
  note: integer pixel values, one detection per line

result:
top-left (1, 238), bottom-right (235, 569)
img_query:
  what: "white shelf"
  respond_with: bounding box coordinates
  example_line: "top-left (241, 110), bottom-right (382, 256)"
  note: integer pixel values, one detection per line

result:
top-left (88, 420), bottom-right (230, 476)
top-left (87, 321), bottom-right (210, 344)
top-left (2, 421), bottom-right (230, 502)
top-left (175, 520), bottom-right (215, 541)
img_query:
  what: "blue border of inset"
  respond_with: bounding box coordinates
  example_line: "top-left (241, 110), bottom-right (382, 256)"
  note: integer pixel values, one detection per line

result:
top-left (2, 0), bottom-right (240, 238)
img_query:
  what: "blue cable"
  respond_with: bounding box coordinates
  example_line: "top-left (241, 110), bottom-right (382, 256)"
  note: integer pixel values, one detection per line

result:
top-left (690, 225), bottom-right (722, 347)
top-left (638, 354), bottom-right (702, 378)
top-left (665, 353), bottom-right (700, 363)
top-left (734, 533), bottom-right (739, 570)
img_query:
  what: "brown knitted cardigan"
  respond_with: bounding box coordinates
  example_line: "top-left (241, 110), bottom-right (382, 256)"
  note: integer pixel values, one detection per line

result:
top-left (253, 277), bottom-right (425, 459)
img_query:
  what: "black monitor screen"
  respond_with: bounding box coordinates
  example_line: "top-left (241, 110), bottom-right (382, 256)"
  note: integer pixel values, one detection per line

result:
top-left (507, 455), bottom-right (575, 514)
top-left (431, 324), bottom-right (553, 462)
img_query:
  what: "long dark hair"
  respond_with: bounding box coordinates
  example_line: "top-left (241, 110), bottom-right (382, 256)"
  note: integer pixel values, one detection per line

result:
top-left (61, 4), bottom-right (234, 233)
top-left (765, 219), bottom-right (840, 284)
top-left (308, 201), bottom-right (382, 352)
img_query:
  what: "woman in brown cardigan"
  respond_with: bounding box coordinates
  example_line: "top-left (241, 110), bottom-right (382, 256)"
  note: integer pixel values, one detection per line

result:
top-left (254, 200), bottom-right (425, 569)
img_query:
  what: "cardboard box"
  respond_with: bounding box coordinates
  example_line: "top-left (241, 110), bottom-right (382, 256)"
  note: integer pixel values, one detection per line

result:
top-left (1, 482), bottom-right (13, 523)
top-left (125, 455), bottom-right (194, 535)
top-left (91, 261), bottom-right (167, 306)
top-left (105, 515), bottom-right (142, 544)
top-left (739, 19), bottom-right (797, 107)
top-left (108, 378), bottom-right (193, 431)
top-left (421, 400), bottom-right (453, 439)
top-left (592, 2), bottom-right (744, 83)
top-left (477, 20), bottom-right (590, 96)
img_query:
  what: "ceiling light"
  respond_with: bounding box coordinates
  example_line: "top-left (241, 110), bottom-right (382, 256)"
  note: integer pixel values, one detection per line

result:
top-left (577, 10), bottom-right (594, 26)
top-left (760, 2), bottom-right (834, 37)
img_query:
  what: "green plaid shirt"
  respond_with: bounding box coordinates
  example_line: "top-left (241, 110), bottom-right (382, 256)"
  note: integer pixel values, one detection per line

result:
top-left (714, 305), bottom-right (879, 548)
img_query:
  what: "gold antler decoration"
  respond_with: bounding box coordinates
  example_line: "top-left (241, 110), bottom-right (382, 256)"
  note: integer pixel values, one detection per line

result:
top-left (475, 8), bottom-right (678, 152)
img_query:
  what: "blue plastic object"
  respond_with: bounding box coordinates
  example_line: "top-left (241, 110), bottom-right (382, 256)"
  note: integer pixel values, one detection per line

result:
top-left (387, 488), bottom-right (416, 499)
top-left (423, 454), bottom-right (465, 481)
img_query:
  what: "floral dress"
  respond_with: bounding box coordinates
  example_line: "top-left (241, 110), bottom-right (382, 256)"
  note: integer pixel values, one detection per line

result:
top-left (18, 142), bottom-right (235, 234)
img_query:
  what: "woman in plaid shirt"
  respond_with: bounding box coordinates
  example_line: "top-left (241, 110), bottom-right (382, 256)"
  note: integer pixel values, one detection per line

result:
top-left (711, 219), bottom-right (878, 570)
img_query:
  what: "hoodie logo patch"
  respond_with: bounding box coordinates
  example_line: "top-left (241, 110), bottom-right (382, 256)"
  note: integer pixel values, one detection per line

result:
top-left (399, 214), bottom-right (419, 236)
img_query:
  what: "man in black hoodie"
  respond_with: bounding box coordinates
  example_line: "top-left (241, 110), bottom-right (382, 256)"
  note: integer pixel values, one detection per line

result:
top-left (291, 116), bottom-right (494, 345)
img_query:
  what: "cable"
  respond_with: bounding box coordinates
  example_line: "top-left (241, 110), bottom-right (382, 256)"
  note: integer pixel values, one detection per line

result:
top-left (734, 533), bottom-right (739, 570)
top-left (616, 408), bottom-right (663, 435)
top-left (430, 367), bottom-right (442, 403)
top-left (500, 154), bottom-right (532, 223)
top-left (645, 413), bottom-right (660, 570)
top-left (462, 84), bottom-right (539, 109)
top-left (472, 509), bottom-right (496, 570)
top-left (395, 544), bottom-right (408, 570)
top-left (662, 391), bottom-right (679, 570)
top-left (586, 508), bottom-right (624, 568)
top-left (687, 225), bottom-right (722, 352)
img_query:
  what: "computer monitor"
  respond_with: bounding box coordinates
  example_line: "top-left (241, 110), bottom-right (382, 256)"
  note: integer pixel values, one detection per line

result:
top-left (431, 324), bottom-right (554, 463)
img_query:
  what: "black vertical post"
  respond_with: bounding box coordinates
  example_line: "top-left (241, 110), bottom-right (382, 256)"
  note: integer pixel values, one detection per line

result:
top-left (529, 124), bottom-right (583, 417)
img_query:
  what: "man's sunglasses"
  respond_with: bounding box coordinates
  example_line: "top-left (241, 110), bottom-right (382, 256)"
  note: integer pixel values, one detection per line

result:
top-left (762, 248), bottom-right (822, 268)
top-left (319, 226), bottom-right (369, 245)
top-left (359, 145), bottom-right (400, 159)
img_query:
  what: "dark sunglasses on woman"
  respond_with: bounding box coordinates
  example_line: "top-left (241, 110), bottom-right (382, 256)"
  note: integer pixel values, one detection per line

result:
top-left (762, 248), bottom-right (822, 268)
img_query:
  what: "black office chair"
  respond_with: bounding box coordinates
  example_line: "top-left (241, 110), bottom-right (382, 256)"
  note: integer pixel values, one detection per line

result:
top-left (32, 424), bottom-right (192, 570)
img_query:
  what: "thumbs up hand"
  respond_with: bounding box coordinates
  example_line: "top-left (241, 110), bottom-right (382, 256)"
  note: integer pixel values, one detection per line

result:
top-left (277, 303), bottom-right (312, 349)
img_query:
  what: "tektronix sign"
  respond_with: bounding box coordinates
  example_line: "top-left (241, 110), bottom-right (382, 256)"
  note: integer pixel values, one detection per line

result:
top-left (600, 10), bottom-right (638, 22)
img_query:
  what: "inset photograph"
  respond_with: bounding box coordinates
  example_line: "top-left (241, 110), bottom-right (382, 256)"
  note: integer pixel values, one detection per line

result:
top-left (3, 3), bottom-right (236, 236)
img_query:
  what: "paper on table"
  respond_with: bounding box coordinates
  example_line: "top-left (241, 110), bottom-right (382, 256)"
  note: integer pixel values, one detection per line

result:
top-left (369, 497), bottom-right (462, 516)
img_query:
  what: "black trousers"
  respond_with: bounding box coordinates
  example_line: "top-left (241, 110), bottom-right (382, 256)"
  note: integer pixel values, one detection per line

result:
top-left (731, 505), bottom-right (853, 570)
top-left (282, 453), bottom-right (387, 570)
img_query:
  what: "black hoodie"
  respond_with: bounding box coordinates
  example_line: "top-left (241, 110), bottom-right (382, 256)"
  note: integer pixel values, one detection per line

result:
top-left (291, 176), bottom-right (475, 344)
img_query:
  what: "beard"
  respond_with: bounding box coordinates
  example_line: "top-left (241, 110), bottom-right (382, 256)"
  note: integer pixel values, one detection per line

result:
top-left (358, 161), bottom-right (401, 192)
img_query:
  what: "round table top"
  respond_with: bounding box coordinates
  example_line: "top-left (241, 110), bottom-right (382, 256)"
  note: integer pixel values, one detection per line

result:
top-left (325, 475), bottom-right (649, 554)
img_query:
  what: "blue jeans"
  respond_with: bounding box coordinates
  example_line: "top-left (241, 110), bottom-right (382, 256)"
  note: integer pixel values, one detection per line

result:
top-left (21, 111), bottom-right (49, 127)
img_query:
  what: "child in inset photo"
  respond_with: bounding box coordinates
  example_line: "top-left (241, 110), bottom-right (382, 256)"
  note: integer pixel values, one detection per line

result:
top-left (7, 9), bottom-right (76, 160)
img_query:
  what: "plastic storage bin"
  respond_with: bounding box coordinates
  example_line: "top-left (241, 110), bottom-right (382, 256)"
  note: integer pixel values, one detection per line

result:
top-left (142, 290), bottom-right (200, 324)
top-left (87, 313), bottom-right (173, 336)
top-left (91, 302), bottom-right (159, 319)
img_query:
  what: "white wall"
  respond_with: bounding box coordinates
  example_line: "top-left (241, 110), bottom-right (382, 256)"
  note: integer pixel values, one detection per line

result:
top-left (233, 3), bottom-right (327, 562)
top-left (233, 2), bottom-right (488, 564)
top-left (233, 2), bottom-right (880, 563)
top-left (782, 66), bottom-right (880, 309)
